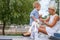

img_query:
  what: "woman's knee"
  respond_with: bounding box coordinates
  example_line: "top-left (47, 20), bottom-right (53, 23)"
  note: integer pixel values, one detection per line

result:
top-left (38, 27), bottom-right (48, 34)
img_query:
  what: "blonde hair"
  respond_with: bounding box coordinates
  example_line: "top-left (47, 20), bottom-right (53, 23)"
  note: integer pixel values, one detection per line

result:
top-left (33, 1), bottom-right (40, 8)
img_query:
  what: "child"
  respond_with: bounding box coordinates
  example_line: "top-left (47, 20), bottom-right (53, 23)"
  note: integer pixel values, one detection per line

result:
top-left (23, 1), bottom-right (41, 37)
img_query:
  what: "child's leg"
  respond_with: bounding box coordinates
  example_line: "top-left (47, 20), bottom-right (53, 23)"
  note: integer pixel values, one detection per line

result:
top-left (30, 22), bottom-right (39, 39)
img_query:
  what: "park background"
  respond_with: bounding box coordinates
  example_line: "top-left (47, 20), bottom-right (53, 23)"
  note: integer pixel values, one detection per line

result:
top-left (0, 0), bottom-right (59, 35)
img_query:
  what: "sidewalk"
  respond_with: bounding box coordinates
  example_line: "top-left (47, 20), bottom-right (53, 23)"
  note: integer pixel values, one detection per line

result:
top-left (0, 36), bottom-right (30, 40)
top-left (0, 36), bottom-right (50, 40)
top-left (0, 25), bottom-right (50, 40)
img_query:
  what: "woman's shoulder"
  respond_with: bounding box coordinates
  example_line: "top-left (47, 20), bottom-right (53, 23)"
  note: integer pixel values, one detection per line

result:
top-left (54, 14), bottom-right (59, 18)
top-left (54, 14), bottom-right (58, 16)
top-left (54, 14), bottom-right (59, 21)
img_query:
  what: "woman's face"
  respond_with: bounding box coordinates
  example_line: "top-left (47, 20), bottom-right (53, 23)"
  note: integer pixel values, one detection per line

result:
top-left (48, 8), bottom-right (55, 15)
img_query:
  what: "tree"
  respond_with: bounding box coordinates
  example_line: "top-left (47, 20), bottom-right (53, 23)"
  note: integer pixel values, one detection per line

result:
top-left (0, 0), bottom-right (35, 35)
top-left (9, 0), bottom-right (35, 24)
top-left (0, 0), bottom-right (11, 35)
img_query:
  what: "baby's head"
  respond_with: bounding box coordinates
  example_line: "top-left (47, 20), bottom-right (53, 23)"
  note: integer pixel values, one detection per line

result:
top-left (33, 1), bottom-right (41, 11)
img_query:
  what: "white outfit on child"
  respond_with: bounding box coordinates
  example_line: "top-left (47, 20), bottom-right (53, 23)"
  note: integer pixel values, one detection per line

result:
top-left (46, 14), bottom-right (59, 36)
top-left (30, 20), bottom-right (42, 40)
top-left (29, 19), bottom-right (42, 33)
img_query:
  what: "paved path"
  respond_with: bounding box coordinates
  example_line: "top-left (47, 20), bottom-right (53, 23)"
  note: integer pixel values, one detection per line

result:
top-left (0, 25), bottom-right (51, 40)
top-left (0, 36), bottom-right (50, 40)
top-left (0, 36), bottom-right (32, 40)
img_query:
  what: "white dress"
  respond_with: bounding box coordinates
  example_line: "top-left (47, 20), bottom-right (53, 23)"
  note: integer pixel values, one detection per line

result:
top-left (46, 14), bottom-right (59, 36)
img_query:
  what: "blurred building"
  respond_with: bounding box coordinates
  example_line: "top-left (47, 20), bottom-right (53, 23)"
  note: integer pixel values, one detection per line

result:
top-left (38, 0), bottom-right (59, 17)
top-left (38, 0), bottom-right (51, 17)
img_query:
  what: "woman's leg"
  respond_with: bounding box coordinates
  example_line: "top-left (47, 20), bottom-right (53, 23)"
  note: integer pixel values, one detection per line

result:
top-left (38, 25), bottom-right (48, 34)
top-left (23, 32), bottom-right (31, 36)
top-left (22, 21), bottom-right (37, 36)
top-left (23, 25), bottom-right (48, 36)
top-left (22, 26), bottom-right (32, 36)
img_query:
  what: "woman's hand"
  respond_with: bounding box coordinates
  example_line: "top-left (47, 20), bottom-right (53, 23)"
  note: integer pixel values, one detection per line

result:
top-left (44, 21), bottom-right (48, 24)
top-left (40, 18), bottom-right (44, 22)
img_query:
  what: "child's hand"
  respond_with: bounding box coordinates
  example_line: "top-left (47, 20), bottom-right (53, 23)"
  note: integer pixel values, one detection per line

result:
top-left (36, 19), bottom-right (40, 23)
top-left (39, 14), bottom-right (42, 18)
top-left (34, 19), bottom-right (38, 22)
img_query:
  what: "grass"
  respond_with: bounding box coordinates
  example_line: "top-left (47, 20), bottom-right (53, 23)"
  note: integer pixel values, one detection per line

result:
top-left (5, 34), bottom-right (23, 36)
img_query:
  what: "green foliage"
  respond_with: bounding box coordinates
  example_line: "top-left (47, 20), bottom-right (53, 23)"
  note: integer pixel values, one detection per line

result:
top-left (0, 0), bottom-right (11, 23)
top-left (0, 0), bottom-right (59, 25)
top-left (0, 0), bottom-right (35, 25)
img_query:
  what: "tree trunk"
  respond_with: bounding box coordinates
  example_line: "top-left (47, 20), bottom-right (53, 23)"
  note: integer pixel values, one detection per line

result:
top-left (2, 21), bottom-right (6, 35)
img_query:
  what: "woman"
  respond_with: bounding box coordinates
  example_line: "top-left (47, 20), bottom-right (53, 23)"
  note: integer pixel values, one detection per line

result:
top-left (39, 5), bottom-right (59, 36)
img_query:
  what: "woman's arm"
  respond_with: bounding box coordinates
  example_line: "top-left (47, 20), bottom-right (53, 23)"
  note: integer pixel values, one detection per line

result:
top-left (39, 17), bottom-right (50, 22)
top-left (59, 16), bottom-right (60, 20)
top-left (44, 16), bottom-right (59, 28)
top-left (45, 16), bottom-right (50, 22)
